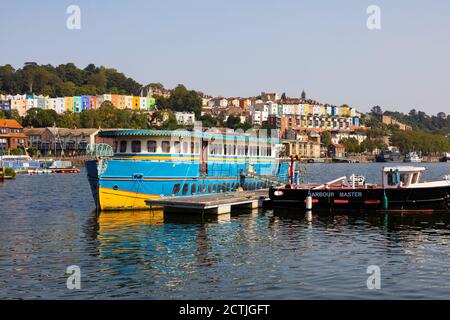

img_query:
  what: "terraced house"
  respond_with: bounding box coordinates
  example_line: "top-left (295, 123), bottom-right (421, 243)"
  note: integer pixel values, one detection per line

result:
top-left (0, 119), bottom-right (28, 151)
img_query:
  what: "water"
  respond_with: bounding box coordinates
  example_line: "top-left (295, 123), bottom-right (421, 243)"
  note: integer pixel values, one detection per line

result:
top-left (1, 163), bottom-right (450, 299)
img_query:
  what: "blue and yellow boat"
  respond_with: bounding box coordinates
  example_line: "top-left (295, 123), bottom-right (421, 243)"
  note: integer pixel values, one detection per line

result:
top-left (86, 129), bottom-right (286, 211)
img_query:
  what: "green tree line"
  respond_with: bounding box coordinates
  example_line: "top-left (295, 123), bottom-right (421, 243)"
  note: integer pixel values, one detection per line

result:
top-left (0, 63), bottom-right (141, 97)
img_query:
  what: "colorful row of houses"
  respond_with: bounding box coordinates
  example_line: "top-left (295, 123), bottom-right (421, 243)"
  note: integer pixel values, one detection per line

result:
top-left (0, 94), bottom-right (157, 117)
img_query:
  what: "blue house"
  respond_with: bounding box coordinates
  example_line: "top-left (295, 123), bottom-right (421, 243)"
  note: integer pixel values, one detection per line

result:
top-left (0, 100), bottom-right (11, 111)
top-left (81, 96), bottom-right (90, 111)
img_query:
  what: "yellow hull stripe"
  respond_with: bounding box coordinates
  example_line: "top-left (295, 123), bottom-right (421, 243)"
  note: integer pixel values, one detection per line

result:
top-left (99, 187), bottom-right (159, 211)
top-left (114, 156), bottom-right (275, 162)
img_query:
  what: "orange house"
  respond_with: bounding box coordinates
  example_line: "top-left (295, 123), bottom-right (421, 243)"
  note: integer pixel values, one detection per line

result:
top-left (89, 96), bottom-right (97, 109)
top-left (111, 95), bottom-right (121, 109)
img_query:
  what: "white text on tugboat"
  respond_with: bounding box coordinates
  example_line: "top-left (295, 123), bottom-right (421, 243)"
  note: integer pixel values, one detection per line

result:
top-left (310, 191), bottom-right (363, 198)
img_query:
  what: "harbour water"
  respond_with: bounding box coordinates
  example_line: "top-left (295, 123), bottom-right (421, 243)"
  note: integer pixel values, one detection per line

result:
top-left (1, 163), bottom-right (450, 299)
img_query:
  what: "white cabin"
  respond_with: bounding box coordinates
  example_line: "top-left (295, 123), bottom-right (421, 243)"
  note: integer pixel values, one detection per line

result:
top-left (382, 166), bottom-right (450, 189)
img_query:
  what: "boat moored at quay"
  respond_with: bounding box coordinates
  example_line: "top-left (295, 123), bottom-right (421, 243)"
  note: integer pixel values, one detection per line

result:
top-left (270, 166), bottom-right (450, 213)
top-left (86, 129), bottom-right (287, 211)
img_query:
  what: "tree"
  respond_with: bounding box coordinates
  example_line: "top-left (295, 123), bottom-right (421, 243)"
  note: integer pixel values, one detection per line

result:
top-left (371, 106), bottom-right (383, 116)
top-left (320, 131), bottom-right (332, 147)
top-left (199, 114), bottom-right (216, 128)
top-left (226, 115), bottom-right (241, 129)
top-left (22, 108), bottom-right (58, 128)
top-left (168, 84), bottom-right (202, 117)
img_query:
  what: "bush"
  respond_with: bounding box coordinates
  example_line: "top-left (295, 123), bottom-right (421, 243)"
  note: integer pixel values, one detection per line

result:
top-left (4, 168), bottom-right (16, 179)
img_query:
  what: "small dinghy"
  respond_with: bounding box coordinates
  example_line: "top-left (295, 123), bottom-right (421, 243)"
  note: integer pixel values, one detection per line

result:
top-left (270, 166), bottom-right (450, 213)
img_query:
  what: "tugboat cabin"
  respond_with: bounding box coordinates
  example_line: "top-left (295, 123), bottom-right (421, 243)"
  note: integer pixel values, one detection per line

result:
top-left (382, 166), bottom-right (426, 189)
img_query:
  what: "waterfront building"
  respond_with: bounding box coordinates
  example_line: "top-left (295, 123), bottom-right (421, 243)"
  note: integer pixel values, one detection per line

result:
top-left (81, 96), bottom-right (90, 111)
top-left (73, 96), bottom-right (82, 113)
top-left (24, 127), bottom-right (100, 156)
top-left (175, 112), bottom-right (196, 126)
top-left (125, 96), bottom-right (133, 110)
top-left (89, 96), bottom-right (97, 110)
top-left (97, 94), bottom-right (112, 108)
top-left (132, 96), bottom-right (140, 110)
top-left (55, 98), bottom-right (65, 114)
top-left (64, 97), bottom-right (74, 113)
top-left (37, 96), bottom-right (46, 109)
top-left (140, 97), bottom-right (147, 111)
top-left (146, 97), bottom-right (156, 110)
top-left (0, 100), bottom-right (11, 112)
top-left (0, 119), bottom-right (28, 150)
top-left (111, 95), bottom-right (121, 109)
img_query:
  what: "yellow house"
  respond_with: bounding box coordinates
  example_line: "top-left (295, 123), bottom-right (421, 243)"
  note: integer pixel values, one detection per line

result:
top-left (343, 105), bottom-right (349, 116)
top-left (64, 97), bottom-right (74, 112)
top-left (132, 96), bottom-right (140, 110)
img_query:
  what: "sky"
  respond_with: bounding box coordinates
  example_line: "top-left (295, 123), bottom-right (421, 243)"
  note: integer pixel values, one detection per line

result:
top-left (1, 0), bottom-right (449, 114)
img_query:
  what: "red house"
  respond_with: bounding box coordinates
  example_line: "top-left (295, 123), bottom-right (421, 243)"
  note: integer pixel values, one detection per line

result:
top-left (0, 119), bottom-right (28, 150)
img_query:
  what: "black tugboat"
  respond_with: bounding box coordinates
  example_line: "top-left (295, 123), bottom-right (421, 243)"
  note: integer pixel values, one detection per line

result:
top-left (269, 166), bottom-right (450, 213)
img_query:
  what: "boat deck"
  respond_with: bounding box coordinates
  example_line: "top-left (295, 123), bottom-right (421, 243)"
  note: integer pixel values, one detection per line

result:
top-left (145, 189), bottom-right (270, 215)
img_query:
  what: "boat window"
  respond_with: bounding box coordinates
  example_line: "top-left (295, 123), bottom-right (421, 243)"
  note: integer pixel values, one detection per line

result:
top-left (172, 184), bottom-right (181, 195)
top-left (113, 141), bottom-right (118, 153)
top-left (245, 145), bottom-right (248, 156)
top-left (162, 141), bottom-right (170, 153)
top-left (182, 183), bottom-right (189, 195)
top-left (227, 144), bottom-right (234, 155)
top-left (174, 141), bottom-right (181, 153)
top-left (227, 183), bottom-right (231, 192)
top-left (119, 140), bottom-right (127, 153)
top-left (208, 184), bottom-right (213, 193)
top-left (400, 173), bottom-right (410, 185)
top-left (268, 147), bottom-right (272, 156)
top-left (131, 140), bottom-right (141, 153)
top-left (183, 142), bottom-right (189, 153)
top-left (191, 183), bottom-right (196, 194)
top-left (209, 144), bottom-right (215, 155)
top-left (217, 144), bottom-right (223, 155)
top-left (224, 144), bottom-right (227, 155)
top-left (256, 146), bottom-right (260, 156)
top-left (190, 142), bottom-right (195, 154)
top-left (147, 140), bottom-right (157, 153)
top-left (387, 173), bottom-right (396, 186)
top-left (199, 184), bottom-right (206, 193)
top-left (412, 172), bottom-right (419, 184)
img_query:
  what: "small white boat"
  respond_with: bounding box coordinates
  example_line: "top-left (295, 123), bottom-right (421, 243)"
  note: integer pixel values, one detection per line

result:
top-left (404, 152), bottom-right (422, 163)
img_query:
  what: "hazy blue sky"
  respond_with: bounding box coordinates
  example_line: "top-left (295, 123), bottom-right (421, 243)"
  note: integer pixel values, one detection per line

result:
top-left (1, 0), bottom-right (449, 114)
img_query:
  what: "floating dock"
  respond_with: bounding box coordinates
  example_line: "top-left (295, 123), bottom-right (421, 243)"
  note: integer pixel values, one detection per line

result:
top-left (145, 189), bottom-right (270, 215)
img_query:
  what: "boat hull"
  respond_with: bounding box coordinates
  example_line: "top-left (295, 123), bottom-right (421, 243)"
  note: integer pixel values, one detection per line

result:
top-left (87, 158), bottom-right (286, 211)
top-left (269, 186), bottom-right (450, 213)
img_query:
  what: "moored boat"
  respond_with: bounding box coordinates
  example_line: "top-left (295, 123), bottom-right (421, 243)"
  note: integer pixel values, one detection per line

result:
top-left (441, 152), bottom-right (450, 163)
top-left (376, 149), bottom-right (402, 162)
top-left (86, 129), bottom-right (286, 211)
top-left (404, 151), bottom-right (422, 163)
top-left (270, 166), bottom-right (450, 213)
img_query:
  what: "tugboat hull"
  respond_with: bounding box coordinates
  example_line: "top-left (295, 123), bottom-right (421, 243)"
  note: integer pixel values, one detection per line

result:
top-left (270, 186), bottom-right (450, 212)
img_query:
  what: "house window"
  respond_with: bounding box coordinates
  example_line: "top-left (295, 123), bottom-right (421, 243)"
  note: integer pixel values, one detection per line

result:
top-left (119, 141), bottom-right (127, 153)
top-left (131, 141), bottom-right (141, 153)
top-left (161, 141), bottom-right (170, 153)
top-left (147, 140), bottom-right (157, 153)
